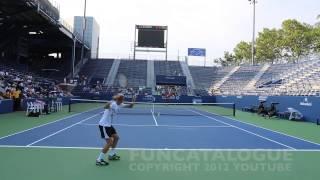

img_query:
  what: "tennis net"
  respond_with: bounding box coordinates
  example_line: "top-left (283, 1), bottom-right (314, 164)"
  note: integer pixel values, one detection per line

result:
top-left (68, 98), bottom-right (236, 117)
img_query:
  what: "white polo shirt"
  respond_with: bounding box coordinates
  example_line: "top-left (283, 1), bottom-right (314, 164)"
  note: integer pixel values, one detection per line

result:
top-left (98, 101), bottom-right (126, 127)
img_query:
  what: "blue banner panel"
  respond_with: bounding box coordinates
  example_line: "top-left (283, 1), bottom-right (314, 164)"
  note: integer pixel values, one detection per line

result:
top-left (156, 75), bottom-right (187, 86)
top-left (188, 48), bottom-right (206, 57)
top-left (0, 100), bottom-right (14, 114)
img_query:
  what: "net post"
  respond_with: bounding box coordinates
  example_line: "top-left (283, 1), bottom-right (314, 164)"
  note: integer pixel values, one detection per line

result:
top-left (233, 103), bottom-right (236, 117)
top-left (68, 99), bottom-right (71, 113)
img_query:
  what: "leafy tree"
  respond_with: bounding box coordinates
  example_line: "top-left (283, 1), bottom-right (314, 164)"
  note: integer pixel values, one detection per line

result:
top-left (233, 41), bottom-right (251, 64)
top-left (222, 51), bottom-right (236, 66)
top-left (311, 26), bottom-right (320, 52)
top-left (255, 28), bottom-right (282, 63)
top-left (213, 58), bottom-right (222, 64)
top-left (280, 19), bottom-right (313, 62)
top-left (223, 18), bottom-right (319, 66)
top-left (313, 15), bottom-right (320, 52)
top-left (316, 15), bottom-right (320, 27)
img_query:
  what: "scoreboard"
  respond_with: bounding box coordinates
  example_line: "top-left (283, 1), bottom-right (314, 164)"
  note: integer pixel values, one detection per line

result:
top-left (136, 25), bottom-right (167, 48)
top-left (136, 25), bottom-right (168, 30)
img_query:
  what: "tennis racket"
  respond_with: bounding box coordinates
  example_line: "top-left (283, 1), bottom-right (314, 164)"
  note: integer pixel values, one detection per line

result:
top-left (118, 73), bottom-right (128, 88)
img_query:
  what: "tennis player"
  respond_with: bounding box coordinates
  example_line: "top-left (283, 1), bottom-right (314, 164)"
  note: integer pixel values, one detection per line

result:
top-left (96, 94), bottom-right (136, 166)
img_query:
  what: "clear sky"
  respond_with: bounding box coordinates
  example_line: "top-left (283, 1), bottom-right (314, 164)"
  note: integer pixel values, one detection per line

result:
top-left (54, 0), bottom-right (320, 65)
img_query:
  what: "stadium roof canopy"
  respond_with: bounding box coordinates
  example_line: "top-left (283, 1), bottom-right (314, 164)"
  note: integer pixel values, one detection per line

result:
top-left (0, 0), bottom-right (89, 57)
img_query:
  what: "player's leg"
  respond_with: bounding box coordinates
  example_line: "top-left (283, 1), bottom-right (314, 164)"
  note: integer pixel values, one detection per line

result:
top-left (111, 134), bottom-right (120, 148)
top-left (108, 137), bottom-right (120, 160)
top-left (108, 127), bottom-right (121, 160)
top-left (96, 138), bottom-right (113, 166)
top-left (96, 126), bottom-right (113, 166)
top-left (102, 137), bottom-right (114, 154)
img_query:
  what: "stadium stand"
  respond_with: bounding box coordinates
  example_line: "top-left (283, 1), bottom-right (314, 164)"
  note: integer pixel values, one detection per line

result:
top-left (71, 57), bottom-right (320, 97)
top-left (189, 66), bottom-right (236, 95)
top-left (273, 59), bottom-right (320, 96)
top-left (0, 61), bottom-right (69, 113)
top-left (114, 60), bottom-right (148, 87)
top-left (27, 57), bottom-right (74, 80)
top-left (254, 59), bottom-right (320, 96)
top-left (189, 66), bottom-right (218, 96)
top-left (78, 59), bottom-right (114, 85)
top-left (189, 66), bottom-right (217, 90)
top-left (154, 60), bottom-right (184, 76)
top-left (219, 65), bottom-right (262, 95)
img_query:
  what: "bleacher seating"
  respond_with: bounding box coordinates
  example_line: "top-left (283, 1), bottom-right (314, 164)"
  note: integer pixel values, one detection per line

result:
top-left (78, 59), bottom-right (114, 84)
top-left (219, 65), bottom-right (261, 95)
top-left (114, 60), bottom-right (147, 87)
top-left (154, 61), bottom-right (184, 76)
top-left (189, 66), bottom-right (235, 90)
top-left (0, 61), bottom-right (66, 100)
top-left (28, 58), bottom-right (72, 80)
top-left (72, 57), bottom-right (320, 97)
top-left (194, 89), bottom-right (209, 96)
top-left (274, 60), bottom-right (320, 96)
top-left (254, 59), bottom-right (320, 96)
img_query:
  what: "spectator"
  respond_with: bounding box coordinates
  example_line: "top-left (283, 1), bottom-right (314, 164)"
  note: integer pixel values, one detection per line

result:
top-left (257, 101), bottom-right (266, 116)
top-left (267, 103), bottom-right (277, 118)
top-left (0, 63), bottom-right (71, 112)
top-left (11, 87), bottom-right (21, 111)
top-left (4, 89), bottom-right (11, 99)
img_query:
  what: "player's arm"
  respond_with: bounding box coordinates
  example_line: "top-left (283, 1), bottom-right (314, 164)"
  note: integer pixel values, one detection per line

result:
top-left (120, 95), bottom-right (136, 108)
top-left (104, 102), bottom-right (111, 109)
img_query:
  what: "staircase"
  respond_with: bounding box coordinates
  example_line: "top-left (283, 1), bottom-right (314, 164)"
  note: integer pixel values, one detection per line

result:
top-left (179, 61), bottom-right (195, 95)
top-left (244, 64), bottom-right (270, 90)
top-left (210, 66), bottom-right (240, 91)
top-left (68, 58), bottom-right (89, 78)
top-left (105, 60), bottom-right (120, 86)
top-left (147, 60), bottom-right (155, 89)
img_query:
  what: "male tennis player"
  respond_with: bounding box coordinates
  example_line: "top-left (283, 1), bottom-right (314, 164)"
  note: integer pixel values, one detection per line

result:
top-left (96, 94), bottom-right (136, 166)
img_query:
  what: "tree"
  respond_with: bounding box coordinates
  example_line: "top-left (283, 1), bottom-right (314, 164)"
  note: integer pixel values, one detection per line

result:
top-left (255, 28), bottom-right (282, 63)
top-left (233, 41), bottom-right (251, 64)
top-left (280, 19), bottom-right (313, 62)
top-left (311, 26), bottom-right (320, 53)
top-left (222, 51), bottom-right (236, 66)
top-left (316, 15), bottom-right (320, 27)
top-left (226, 18), bottom-right (318, 65)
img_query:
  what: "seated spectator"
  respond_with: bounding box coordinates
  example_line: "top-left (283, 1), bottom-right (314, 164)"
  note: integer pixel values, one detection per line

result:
top-left (0, 85), bottom-right (5, 96)
top-left (0, 63), bottom-right (72, 112)
top-left (12, 87), bottom-right (22, 110)
top-left (4, 89), bottom-right (12, 99)
top-left (257, 101), bottom-right (267, 116)
top-left (267, 103), bottom-right (277, 118)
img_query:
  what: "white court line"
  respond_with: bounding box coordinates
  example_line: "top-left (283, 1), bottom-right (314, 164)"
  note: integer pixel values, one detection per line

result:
top-left (0, 145), bottom-right (319, 152)
top-left (202, 110), bottom-right (320, 147)
top-left (0, 107), bottom-right (102, 141)
top-left (190, 110), bottom-right (295, 150)
top-left (79, 123), bottom-right (232, 128)
top-left (26, 113), bottom-right (101, 147)
top-left (151, 109), bottom-right (158, 126)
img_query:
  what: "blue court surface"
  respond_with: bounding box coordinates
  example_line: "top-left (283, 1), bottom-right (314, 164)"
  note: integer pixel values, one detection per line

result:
top-left (0, 107), bottom-right (319, 151)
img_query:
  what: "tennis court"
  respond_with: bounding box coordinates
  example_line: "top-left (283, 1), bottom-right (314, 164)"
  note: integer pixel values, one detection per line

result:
top-left (0, 101), bottom-right (320, 180)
